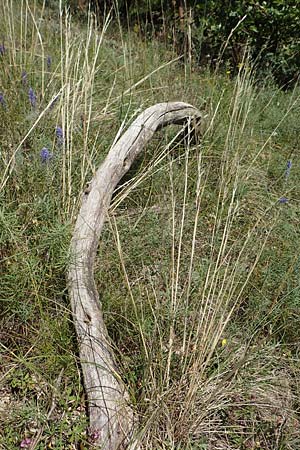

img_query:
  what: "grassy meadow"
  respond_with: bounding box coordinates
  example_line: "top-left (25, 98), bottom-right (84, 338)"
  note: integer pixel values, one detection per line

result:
top-left (0, 1), bottom-right (300, 449)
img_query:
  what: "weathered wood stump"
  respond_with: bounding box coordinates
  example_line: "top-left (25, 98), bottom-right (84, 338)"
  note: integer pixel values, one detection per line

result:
top-left (68, 102), bottom-right (201, 449)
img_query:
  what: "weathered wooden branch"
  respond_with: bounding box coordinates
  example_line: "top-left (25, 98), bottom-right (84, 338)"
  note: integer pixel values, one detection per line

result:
top-left (67, 102), bottom-right (201, 449)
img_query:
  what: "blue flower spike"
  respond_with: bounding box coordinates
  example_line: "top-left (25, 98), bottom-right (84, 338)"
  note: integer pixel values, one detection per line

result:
top-left (0, 93), bottom-right (6, 108)
top-left (40, 147), bottom-right (52, 163)
top-left (285, 160), bottom-right (292, 179)
top-left (279, 197), bottom-right (288, 204)
top-left (29, 87), bottom-right (37, 108)
top-left (55, 126), bottom-right (64, 145)
top-left (47, 55), bottom-right (51, 70)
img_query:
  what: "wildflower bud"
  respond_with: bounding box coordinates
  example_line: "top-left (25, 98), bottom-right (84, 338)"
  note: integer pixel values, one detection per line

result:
top-left (47, 55), bottom-right (51, 70)
top-left (89, 428), bottom-right (101, 442)
top-left (40, 147), bottom-right (52, 163)
top-left (0, 93), bottom-right (6, 108)
top-left (21, 71), bottom-right (28, 86)
top-left (285, 160), bottom-right (292, 179)
top-left (279, 197), bottom-right (288, 204)
top-left (29, 87), bottom-right (37, 108)
top-left (20, 437), bottom-right (32, 448)
top-left (55, 126), bottom-right (64, 145)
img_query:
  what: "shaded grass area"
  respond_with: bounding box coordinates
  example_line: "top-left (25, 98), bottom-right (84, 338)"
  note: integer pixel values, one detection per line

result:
top-left (1, 1), bottom-right (300, 449)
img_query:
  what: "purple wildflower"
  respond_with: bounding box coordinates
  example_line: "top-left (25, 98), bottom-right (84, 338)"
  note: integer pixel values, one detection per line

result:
top-left (46, 55), bottom-right (51, 70)
top-left (40, 147), bottom-right (52, 163)
top-left (28, 87), bottom-right (37, 108)
top-left (21, 70), bottom-right (27, 86)
top-left (55, 126), bottom-right (64, 145)
top-left (279, 197), bottom-right (288, 204)
top-left (0, 43), bottom-right (5, 56)
top-left (89, 428), bottom-right (101, 442)
top-left (285, 160), bottom-right (292, 179)
top-left (0, 93), bottom-right (6, 108)
top-left (20, 438), bottom-right (32, 448)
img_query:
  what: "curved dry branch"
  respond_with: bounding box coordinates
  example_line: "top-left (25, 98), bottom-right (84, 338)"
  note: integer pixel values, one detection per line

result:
top-left (68, 102), bottom-right (202, 449)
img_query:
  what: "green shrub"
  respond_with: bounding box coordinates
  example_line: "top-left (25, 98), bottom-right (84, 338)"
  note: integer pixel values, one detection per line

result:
top-left (80, 0), bottom-right (300, 87)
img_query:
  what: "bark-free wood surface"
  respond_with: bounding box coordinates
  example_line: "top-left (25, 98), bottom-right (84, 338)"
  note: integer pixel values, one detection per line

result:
top-left (68, 102), bottom-right (201, 449)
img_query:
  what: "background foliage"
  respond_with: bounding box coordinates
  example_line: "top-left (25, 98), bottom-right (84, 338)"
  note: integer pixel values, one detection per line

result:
top-left (66, 0), bottom-right (300, 87)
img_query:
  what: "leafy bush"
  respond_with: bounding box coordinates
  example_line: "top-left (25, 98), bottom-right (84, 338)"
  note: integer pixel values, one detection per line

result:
top-left (193, 0), bottom-right (300, 86)
top-left (80, 0), bottom-right (300, 87)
